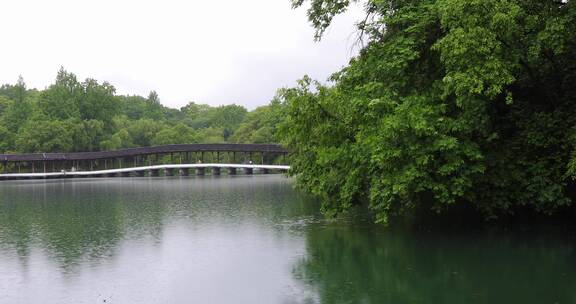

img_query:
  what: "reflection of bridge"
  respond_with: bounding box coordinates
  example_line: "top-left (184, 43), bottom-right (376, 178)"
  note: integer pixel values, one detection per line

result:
top-left (0, 144), bottom-right (289, 180)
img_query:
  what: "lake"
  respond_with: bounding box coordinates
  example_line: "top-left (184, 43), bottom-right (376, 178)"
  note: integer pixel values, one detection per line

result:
top-left (0, 176), bottom-right (574, 303)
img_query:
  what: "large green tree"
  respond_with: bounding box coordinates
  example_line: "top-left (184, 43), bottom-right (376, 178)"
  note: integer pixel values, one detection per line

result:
top-left (79, 79), bottom-right (119, 126)
top-left (38, 68), bottom-right (82, 120)
top-left (0, 77), bottom-right (36, 151)
top-left (15, 119), bottom-right (74, 152)
top-left (181, 102), bottom-right (248, 140)
top-left (231, 98), bottom-right (284, 143)
top-left (282, 0), bottom-right (576, 222)
top-left (126, 119), bottom-right (165, 147)
top-left (151, 123), bottom-right (198, 145)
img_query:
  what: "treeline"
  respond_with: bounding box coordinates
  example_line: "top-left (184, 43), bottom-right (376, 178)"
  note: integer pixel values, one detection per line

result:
top-left (0, 68), bottom-right (284, 153)
top-left (280, 0), bottom-right (576, 222)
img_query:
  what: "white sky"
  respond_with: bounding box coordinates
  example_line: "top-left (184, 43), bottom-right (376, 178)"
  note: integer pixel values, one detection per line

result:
top-left (0, 0), bottom-right (362, 109)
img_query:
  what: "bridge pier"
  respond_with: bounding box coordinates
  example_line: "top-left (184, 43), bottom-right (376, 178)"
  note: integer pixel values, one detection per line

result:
top-left (136, 170), bottom-right (146, 177)
top-left (212, 167), bottom-right (221, 176)
top-left (262, 168), bottom-right (270, 174)
top-left (165, 168), bottom-right (174, 177)
top-left (181, 168), bottom-right (189, 176)
top-left (228, 167), bottom-right (237, 175)
top-left (149, 169), bottom-right (160, 177)
top-left (119, 172), bottom-right (130, 177)
top-left (196, 168), bottom-right (205, 176)
top-left (244, 168), bottom-right (253, 175)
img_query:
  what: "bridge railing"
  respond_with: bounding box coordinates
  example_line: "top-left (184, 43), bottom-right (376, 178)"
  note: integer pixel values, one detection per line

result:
top-left (0, 144), bottom-right (289, 177)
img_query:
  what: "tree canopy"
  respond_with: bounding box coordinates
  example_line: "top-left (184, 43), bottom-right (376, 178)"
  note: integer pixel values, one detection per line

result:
top-left (0, 69), bottom-right (280, 154)
top-left (281, 0), bottom-right (576, 223)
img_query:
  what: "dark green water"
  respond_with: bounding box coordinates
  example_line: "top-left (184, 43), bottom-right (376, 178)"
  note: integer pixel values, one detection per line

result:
top-left (0, 176), bottom-right (574, 303)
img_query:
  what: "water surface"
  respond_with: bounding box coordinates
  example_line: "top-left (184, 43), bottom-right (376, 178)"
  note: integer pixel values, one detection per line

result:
top-left (0, 176), bottom-right (574, 303)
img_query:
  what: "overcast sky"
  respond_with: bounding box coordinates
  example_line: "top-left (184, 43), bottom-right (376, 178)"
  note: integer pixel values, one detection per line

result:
top-left (0, 0), bottom-right (362, 109)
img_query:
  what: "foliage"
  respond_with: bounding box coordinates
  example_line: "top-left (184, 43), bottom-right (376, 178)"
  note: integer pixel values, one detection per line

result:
top-left (125, 119), bottom-right (165, 147)
top-left (284, 0), bottom-right (576, 222)
top-left (15, 119), bottom-right (74, 152)
top-left (197, 127), bottom-right (225, 143)
top-left (231, 98), bottom-right (285, 143)
top-left (151, 123), bottom-right (198, 145)
top-left (181, 102), bottom-right (248, 140)
top-left (100, 129), bottom-right (134, 151)
top-left (0, 69), bottom-right (284, 154)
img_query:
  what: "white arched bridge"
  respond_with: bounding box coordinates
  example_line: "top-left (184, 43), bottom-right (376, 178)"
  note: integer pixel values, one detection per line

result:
top-left (0, 144), bottom-right (290, 180)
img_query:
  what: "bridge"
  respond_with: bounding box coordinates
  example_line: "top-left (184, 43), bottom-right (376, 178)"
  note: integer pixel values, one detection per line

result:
top-left (0, 144), bottom-right (290, 180)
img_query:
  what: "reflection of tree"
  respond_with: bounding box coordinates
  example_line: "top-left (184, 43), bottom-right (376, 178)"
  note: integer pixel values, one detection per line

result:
top-left (294, 226), bottom-right (576, 304)
top-left (0, 180), bottom-right (168, 271)
top-left (160, 176), bottom-right (321, 226)
top-left (0, 176), bottom-right (315, 274)
top-left (240, 176), bottom-right (321, 223)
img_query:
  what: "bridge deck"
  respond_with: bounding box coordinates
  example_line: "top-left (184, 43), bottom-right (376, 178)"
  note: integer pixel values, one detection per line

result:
top-left (0, 163), bottom-right (290, 179)
top-left (0, 143), bottom-right (287, 162)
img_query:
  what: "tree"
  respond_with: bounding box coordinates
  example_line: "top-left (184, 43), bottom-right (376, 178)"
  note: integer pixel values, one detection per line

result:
top-left (151, 123), bottom-right (198, 145)
top-left (79, 79), bottom-right (119, 126)
top-left (181, 101), bottom-right (212, 119)
top-left (181, 102), bottom-right (247, 140)
top-left (68, 119), bottom-right (106, 152)
top-left (144, 91), bottom-right (164, 120)
top-left (15, 75), bottom-right (26, 103)
top-left (231, 99), bottom-right (284, 143)
top-left (1, 95), bottom-right (34, 133)
top-left (0, 67), bottom-right (286, 154)
top-left (163, 107), bottom-right (187, 124)
top-left (37, 68), bottom-right (81, 120)
top-left (197, 127), bottom-right (225, 143)
top-left (147, 91), bottom-right (160, 105)
top-left (0, 96), bottom-right (13, 117)
top-left (0, 125), bottom-right (12, 153)
top-left (210, 104), bottom-right (248, 140)
top-left (0, 75), bottom-right (28, 102)
top-left (100, 129), bottom-right (134, 150)
top-left (15, 120), bottom-right (74, 152)
top-left (126, 119), bottom-right (164, 147)
top-left (120, 95), bottom-right (148, 120)
top-left (181, 102), bottom-right (216, 129)
top-left (283, 0), bottom-right (576, 223)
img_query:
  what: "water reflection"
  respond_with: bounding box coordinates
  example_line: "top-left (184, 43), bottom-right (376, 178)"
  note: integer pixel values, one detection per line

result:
top-left (0, 176), bottom-right (319, 303)
top-left (294, 224), bottom-right (576, 303)
top-left (0, 179), bottom-right (161, 272)
top-left (1, 176), bottom-right (575, 303)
